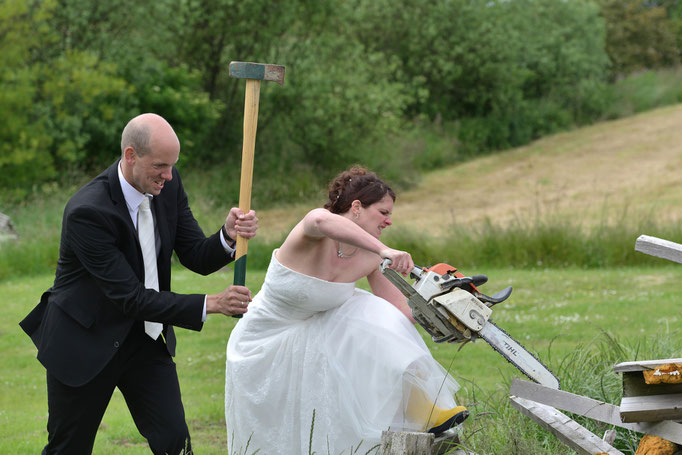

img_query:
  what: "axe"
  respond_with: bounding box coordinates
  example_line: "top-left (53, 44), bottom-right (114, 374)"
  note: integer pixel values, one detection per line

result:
top-left (229, 61), bottom-right (285, 318)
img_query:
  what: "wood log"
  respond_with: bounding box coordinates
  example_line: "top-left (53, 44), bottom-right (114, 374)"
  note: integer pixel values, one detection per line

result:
top-left (380, 430), bottom-right (434, 455)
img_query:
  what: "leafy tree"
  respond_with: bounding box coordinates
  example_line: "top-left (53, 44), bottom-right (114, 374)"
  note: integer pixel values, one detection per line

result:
top-left (47, 0), bottom-right (220, 167)
top-left (172, 0), bottom-right (413, 202)
top-left (597, 0), bottom-right (680, 76)
top-left (348, 0), bottom-right (609, 150)
top-left (0, 0), bottom-right (60, 191)
top-left (174, 0), bottom-right (335, 157)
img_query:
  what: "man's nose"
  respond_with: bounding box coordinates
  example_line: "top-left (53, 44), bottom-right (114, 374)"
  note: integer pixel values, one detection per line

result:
top-left (161, 167), bottom-right (173, 181)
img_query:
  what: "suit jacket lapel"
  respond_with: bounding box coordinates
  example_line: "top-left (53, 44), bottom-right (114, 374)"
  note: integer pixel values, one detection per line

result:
top-left (107, 160), bottom-right (138, 240)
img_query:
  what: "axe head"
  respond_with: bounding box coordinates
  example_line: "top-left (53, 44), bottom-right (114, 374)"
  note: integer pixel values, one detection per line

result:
top-left (229, 61), bottom-right (285, 86)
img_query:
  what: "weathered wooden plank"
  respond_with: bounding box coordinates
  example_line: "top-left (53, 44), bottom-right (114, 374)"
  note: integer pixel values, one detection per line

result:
top-left (380, 430), bottom-right (434, 455)
top-left (510, 396), bottom-right (624, 455)
top-left (510, 378), bottom-right (623, 426)
top-left (635, 235), bottom-right (682, 264)
top-left (510, 378), bottom-right (682, 444)
top-left (614, 358), bottom-right (682, 373)
top-left (620, 394), bottom-right (682, 423)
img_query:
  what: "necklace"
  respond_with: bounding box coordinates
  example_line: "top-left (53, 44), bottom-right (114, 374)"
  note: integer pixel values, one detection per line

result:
top-left (337, 241), bottom-right (358, 258)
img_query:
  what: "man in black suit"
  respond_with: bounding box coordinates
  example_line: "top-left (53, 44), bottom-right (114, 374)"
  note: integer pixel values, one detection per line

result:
top-left (20, 113), bottom-right (258, 454)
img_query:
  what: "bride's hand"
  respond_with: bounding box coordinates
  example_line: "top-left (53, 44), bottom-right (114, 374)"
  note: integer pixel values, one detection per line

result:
top-left (380, 248), bottom-right (414, 276)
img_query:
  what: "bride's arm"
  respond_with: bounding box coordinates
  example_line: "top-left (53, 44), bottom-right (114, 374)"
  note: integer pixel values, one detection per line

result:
top-left (302, 208), bottom-right (383, 249)
top-left (302, 208), bottom-right (414, 275)
top-left (367, 268), bottom-right (416, 323)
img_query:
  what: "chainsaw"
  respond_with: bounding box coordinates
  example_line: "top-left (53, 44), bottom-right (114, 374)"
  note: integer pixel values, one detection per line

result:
top-left (380, 260), bottom-right (560, 389)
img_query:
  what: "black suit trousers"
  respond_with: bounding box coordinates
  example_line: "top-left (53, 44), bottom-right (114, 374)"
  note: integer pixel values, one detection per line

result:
top-left (43, 323), bottom-right (191, 455)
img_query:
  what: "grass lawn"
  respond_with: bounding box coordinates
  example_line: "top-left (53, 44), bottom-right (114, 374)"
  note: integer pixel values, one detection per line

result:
top-left (2, 264), bottom-right (681, 453)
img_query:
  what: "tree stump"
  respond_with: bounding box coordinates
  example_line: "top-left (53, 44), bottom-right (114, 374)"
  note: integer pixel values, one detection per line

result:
top-left (380, 430), bottom-right (434, 455)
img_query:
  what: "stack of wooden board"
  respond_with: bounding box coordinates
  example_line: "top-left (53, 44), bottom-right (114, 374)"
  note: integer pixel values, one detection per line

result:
top-left (614, 359), bottom-right (682, 424)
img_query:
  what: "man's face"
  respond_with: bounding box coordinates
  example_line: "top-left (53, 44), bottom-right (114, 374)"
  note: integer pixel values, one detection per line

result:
top-left (127, 135), bottom-right (179, 196)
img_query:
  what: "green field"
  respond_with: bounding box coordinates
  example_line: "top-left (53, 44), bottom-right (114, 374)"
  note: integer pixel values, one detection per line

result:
top-left (3, 263), bottom-right (680, 454)
top-left (4, 104), bottom-right (682, 453)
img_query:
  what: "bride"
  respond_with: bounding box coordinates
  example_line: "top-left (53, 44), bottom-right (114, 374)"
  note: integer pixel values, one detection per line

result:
top-left (225, 166), bottom-right (467, 454)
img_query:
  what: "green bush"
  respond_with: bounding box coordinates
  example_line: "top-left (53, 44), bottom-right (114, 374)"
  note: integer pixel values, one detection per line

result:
top-left (604, 67), bottom-right (682, 118)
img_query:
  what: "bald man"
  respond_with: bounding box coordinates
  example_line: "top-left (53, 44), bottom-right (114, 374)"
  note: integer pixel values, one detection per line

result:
top-left (20, 113), bottom-right (257, 454)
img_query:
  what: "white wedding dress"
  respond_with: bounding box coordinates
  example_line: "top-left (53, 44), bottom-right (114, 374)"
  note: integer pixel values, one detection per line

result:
top-left (225, 250), bottom-right (461, 455)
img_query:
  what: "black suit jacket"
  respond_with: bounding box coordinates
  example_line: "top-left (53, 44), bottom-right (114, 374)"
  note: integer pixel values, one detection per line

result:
top-left (20, 160), bottom-right (232, 387)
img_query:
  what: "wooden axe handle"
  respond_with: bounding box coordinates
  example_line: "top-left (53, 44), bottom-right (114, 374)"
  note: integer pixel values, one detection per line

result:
top-left (236, 79), bottom-right (260, 260)
top-left (232, 79), bottom-right (260, 318)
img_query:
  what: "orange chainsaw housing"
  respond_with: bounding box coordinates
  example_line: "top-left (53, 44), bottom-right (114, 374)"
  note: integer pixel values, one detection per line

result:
top-left (421, 263), bottom-right (481, 293)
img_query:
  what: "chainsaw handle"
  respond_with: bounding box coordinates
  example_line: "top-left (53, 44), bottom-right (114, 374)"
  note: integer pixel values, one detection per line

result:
top-left (471, 275), bottom-right (488, 286)
top-left (380, 258), bottom-right (423, 278)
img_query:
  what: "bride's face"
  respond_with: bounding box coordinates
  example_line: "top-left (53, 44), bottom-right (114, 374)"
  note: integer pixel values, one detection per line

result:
top-left (357, 194), bottom-right (394, 239)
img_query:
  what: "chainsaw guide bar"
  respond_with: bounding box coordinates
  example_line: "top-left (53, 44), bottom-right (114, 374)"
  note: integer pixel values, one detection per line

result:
top-left (380, 260), bottom-right (560, 389)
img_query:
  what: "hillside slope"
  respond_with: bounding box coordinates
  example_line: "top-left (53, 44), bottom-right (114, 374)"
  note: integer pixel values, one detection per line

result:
top-left (259, 104), bottom-right (682, 239)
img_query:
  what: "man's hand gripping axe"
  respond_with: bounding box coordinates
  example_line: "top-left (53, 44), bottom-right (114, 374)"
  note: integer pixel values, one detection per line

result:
top-left (229, 61), bottom-right (285, 318)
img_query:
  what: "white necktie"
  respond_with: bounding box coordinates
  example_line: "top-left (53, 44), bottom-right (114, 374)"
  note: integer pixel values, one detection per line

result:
top-left (138, 197), bottom-right (163, 340)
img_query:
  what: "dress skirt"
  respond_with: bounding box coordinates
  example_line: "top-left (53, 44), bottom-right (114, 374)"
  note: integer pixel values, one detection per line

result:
top-left (225, 251), bottom-right (460, 454)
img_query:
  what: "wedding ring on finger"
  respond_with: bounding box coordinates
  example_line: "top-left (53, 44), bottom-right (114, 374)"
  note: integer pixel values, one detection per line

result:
top-left (241, 301), bottom-right (246, 307)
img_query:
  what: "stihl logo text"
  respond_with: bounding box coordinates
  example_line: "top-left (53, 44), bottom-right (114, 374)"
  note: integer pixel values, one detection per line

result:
top-left (502, 341), bottom-right (518, 357)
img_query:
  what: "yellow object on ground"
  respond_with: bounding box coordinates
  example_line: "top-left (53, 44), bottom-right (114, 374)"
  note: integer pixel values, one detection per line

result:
top-left (643, 364), bottom-right (682, 385)
top-left (634, 435), bottom-right (678, 455)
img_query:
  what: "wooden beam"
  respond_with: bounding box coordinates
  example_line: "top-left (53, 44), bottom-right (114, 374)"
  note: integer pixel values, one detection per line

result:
top-left (620, 394), bottom-right (682, 423)
top-left (614, 358), bottom-right (682, 374)
top-left (635, 235), bottom-right (682, 264)
top-left (511, 379), bottom-right (624, 426)
top-left (509, 379), bottom-right (682, 444)
top-left (510, 396), bottom-right (624, 455)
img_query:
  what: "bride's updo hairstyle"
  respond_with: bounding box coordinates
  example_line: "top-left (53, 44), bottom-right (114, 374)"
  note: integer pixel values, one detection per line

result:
top-left (324, 166), bottom-right (396, 214)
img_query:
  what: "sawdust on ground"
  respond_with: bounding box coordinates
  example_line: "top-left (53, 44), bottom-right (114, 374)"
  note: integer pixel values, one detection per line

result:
top-left (258, 104), bottom-right (682, 240)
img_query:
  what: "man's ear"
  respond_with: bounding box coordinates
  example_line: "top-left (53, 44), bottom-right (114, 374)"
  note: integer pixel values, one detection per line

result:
top-left (123, 146), bottom-right (136, 165)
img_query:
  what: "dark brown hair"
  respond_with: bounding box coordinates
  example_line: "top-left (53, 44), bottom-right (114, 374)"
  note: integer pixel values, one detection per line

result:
top-left (323, 166), bottom-right (395, 214)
